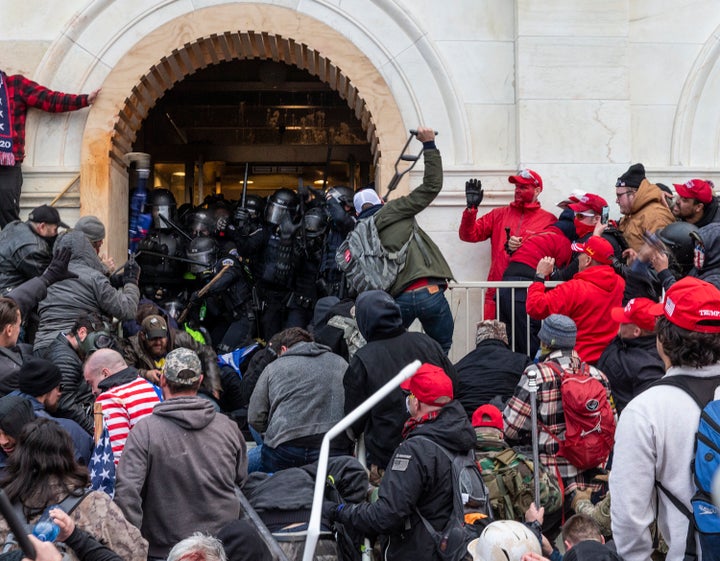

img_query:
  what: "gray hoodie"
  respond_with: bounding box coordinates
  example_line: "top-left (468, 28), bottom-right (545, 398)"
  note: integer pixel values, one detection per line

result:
top-left (248, 341), bottom-right (348, 448)
top-left (115, 395), bottom-right (247, 558)
top-left (34, 230), bottom-right (139, 351)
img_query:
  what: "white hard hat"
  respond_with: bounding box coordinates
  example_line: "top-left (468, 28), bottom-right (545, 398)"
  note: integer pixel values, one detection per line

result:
top-left (467, 520), bottom-right (541, 561)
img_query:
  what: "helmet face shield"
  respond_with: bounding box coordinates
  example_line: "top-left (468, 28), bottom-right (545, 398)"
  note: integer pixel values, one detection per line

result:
top-left (265, 188), bottom-right (299, 225)
top-left (146, 189), bottom-right (177, 229)
top-left (187, 237), bottom-right (218, 273)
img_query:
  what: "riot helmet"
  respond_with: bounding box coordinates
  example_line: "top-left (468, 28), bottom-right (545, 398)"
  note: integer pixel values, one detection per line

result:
top-left (244, 195), bottom-right (265, 220)
top-left (265, 188), bottom-right (299, 226)
top-left (186, 209), bottom-right (215, 238)
top-left (160, 299), bottom-right (184, 321)
top-left (657, 221), bottom-right (699, 274)
top-left (327, 186), bottom-right (355, 208)
top-left (145, 189), bottom-right (177, 229)
top-left (186, 236), bottom-right (218, 274)
top-left (303, 207), bottom-right (328, 239)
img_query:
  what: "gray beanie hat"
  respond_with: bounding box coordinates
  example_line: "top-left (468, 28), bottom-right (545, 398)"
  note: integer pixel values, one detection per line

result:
top-left (475, 320), bottom-right (508, 346)
top-left (538, 314), bottom-right (577, 350)
top-left (74, 216), bottom-right (106, 243)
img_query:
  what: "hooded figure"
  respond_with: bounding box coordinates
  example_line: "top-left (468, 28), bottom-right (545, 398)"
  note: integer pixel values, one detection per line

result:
top-left (34, 230), bottom-right (140, 352)
top-left (689, 221), bottom-right (720, 290)
top-left (343, 290), bottom-right (456, 471)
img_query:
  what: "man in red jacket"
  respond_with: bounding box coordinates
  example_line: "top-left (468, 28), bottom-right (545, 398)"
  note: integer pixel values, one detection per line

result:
top-left (459, 169), bottom-right (556, 319)
top-left (527, 236), bottom-right (625, 363)
top-left (0, 70), bottom-right (99, 227)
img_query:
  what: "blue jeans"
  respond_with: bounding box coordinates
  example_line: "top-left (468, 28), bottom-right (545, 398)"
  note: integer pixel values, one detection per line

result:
top-left (395, 286), bottom-right (454, 354)
top-left (261, 443), bottom-right (322, 472)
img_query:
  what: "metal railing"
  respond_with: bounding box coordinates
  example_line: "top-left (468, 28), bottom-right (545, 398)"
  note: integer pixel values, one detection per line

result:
top-left (445, 280), bottom-right (561, 359)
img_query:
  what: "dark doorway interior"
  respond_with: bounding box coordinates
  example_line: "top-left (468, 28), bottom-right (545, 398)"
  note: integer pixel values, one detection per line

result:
top-left (132, 59), bottom-right (374, 204)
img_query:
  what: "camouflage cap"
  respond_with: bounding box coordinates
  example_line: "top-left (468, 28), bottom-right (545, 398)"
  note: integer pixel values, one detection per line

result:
top-left (475, 320), bottom-right (508, 346)
top-left (163, 347), bottom-right (202, 386)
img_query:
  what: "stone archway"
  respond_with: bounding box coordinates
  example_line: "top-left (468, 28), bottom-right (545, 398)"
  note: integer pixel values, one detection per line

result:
top-left (81, 4), bottom-right (408, 263)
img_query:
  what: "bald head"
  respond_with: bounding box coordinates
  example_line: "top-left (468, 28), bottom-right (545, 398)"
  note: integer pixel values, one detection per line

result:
top-left (83, 348), bottom-right (128, 396)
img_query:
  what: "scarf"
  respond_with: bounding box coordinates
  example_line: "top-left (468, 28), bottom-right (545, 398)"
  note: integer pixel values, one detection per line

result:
top-left (0, 71), bottom-right (14, 166)
top-left (401, 409), bottom-right (441, 438)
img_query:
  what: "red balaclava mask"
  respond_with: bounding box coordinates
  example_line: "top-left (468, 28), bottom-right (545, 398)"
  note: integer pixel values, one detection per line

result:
top-left (574, 217), bottom-right (596, 238)
top-left (514, 184), bottom-right (537, 205)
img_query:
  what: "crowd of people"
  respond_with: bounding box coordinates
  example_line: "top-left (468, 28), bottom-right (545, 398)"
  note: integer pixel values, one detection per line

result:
top-left (0, 93), bottom-right (719, 561)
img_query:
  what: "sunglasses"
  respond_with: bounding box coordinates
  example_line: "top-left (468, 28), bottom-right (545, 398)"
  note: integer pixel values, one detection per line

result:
top-left (575, 211), bottom-right (596, 219)
top-left (616, 191), bottom-right (635, 199)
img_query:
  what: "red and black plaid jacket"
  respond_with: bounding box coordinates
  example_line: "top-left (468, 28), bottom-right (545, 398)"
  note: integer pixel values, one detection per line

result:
top-left (4, 73), bottom-right (89, 163)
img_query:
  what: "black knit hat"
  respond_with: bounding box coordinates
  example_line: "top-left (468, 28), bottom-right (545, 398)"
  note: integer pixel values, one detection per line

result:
top-left (18, 358), bottom-right (62, 397)
top-left (0, 395), bottom-right (34, 438)
top-left (616, 163), bottom-right (646, 189)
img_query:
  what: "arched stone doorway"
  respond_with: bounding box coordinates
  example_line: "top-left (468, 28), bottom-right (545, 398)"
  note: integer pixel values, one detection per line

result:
top-left (81, 4), bottom-right (408, 262)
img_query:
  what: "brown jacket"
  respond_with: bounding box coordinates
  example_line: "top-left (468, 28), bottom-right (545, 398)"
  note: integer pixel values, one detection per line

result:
top-left (618, 179), bottom-right (675, 251)
top-left (123, 329), bottom-right (221, 397)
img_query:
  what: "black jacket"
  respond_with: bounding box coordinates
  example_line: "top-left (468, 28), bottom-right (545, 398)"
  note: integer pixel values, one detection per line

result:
top-left (596, 334), bottom-right (665, 413)
top-left (0, 344), bottom-right (33, 395)
top-left (337, 400), bottom-right (476, 561)
top-left (39, 333), bottom-right (94, 434)
top-left (0, 221), bottom-right (52, 292)
top-left (454, 339), bottom-right (532, 417)
top-left (344, 290), bottom-right (456, 468)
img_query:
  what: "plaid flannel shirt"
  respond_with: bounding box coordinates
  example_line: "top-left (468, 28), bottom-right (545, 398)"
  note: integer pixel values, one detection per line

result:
top-left (3, 72), bottom-right (89, 162)
top-left (503, 349), bottom-right (615, 495)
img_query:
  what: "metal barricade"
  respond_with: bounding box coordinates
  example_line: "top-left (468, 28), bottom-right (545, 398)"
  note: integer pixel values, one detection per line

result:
top-left (446, 281), bottom-right (561, 359)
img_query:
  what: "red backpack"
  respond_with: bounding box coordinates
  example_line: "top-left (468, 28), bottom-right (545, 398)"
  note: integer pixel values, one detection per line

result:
top-left (545, 362), bottom-right (616, 470)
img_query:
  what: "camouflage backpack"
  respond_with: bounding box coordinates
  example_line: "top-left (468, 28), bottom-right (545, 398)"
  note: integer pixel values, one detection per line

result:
top-left (475, 438), bottom-right (562, 522)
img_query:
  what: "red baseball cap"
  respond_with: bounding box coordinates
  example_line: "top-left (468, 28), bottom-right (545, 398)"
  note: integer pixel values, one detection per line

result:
top-left (569, 193), bottom-right (608, 215)
top-left (471, 404), bottom-right (503, 430)
top-left (400, 363), bottom-right (453, 406)
top-left (674, 179), bottom-right (714, 204)
top-left (571, 236), bottom-right (615, 265)
top-left (508, 169), bottom-right (543, 191)
top-left (648, 277), bottom-right (720, 333)
top-left (610, 297), bottom-right (659, 331)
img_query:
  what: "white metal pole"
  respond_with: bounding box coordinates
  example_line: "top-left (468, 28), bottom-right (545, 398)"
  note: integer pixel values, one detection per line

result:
top-left (302, 360), bottom-right (421, 561)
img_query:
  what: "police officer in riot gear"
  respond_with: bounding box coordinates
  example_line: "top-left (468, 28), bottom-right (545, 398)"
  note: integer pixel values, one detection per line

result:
top-left (318, 186), bottom-right (356, 297)
top-left (253, 188), bottom-right (300, 340)
top-left (145, 188), bottom-right (177, 230)
top-left (286, 206), bottom-right (329, 328)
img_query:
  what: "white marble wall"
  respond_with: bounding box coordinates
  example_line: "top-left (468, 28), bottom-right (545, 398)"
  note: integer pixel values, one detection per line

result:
top-left (2, 0), bottom-right (720, 286)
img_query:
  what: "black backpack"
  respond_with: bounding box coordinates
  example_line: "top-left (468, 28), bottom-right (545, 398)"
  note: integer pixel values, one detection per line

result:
top-left (412, 437), bottom-right (492, 561)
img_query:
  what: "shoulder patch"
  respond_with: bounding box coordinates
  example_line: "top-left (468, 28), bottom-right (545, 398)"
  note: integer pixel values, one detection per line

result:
top-left (221, 258), bottom-right (234, 267)
top-left (391, 453), bottom-right (412, 472)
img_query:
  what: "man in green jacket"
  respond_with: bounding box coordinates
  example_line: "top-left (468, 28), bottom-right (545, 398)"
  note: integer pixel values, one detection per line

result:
top-left (372, 127), bottom-right (455, 353)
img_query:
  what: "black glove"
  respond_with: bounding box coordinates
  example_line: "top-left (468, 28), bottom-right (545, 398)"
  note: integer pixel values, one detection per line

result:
top-left (322, 501), bottom-right (344, 523)
top-left (233, 207), bottom-right (250, 225)
top-left (109, 271), bottom-right (124, 288)
top-left (279, 217), bottom-right (300, 241)
top-left (216, 216), bottom-right (228, 234)
top-left (41, 247), bottom-right (79, 286)
top-left (465, 178), bottom-right (484, 209)
top-left (187, 291), bottom-right (201, 308)
top-left (122, 261), bottom-right (141, 286)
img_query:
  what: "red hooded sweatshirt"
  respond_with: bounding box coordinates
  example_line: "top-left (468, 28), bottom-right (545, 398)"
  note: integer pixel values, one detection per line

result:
top-left (526, 265), bottom-right (625, 363)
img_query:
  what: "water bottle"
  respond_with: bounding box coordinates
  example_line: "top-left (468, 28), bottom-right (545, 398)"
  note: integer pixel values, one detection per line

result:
top-left (32, 506), bottom-right (60, 542)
